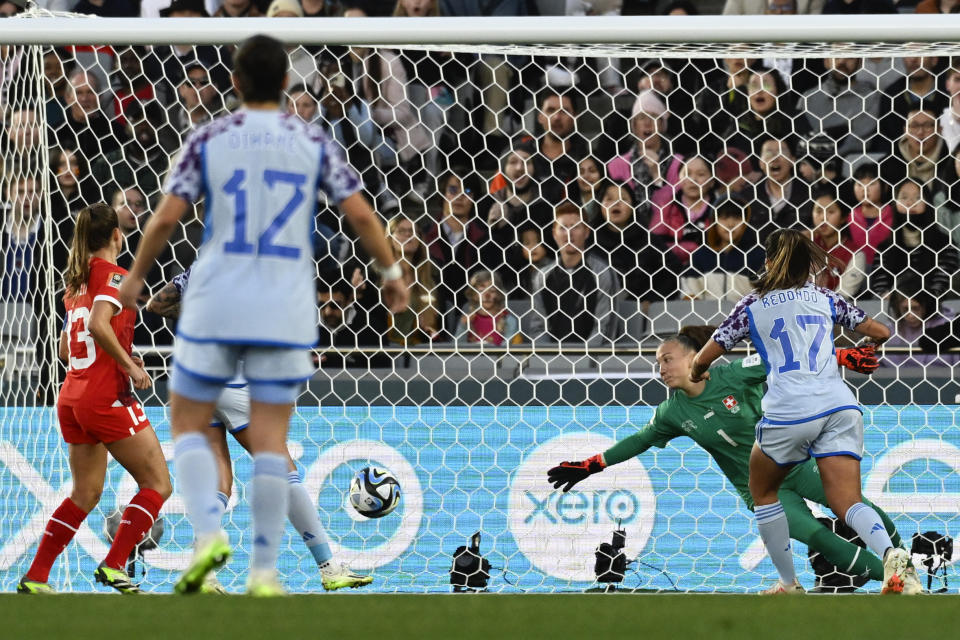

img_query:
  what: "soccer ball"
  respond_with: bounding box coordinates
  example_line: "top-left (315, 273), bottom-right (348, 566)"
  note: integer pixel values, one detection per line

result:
top-left (349, 466), bottom-right (401, 519)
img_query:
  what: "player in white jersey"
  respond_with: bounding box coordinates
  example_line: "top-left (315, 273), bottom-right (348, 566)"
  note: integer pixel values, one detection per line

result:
top-left (119, 35), bottom-right (407, 596)
top-left (146, 267), bottom-right (372, 592)
top-left (689, 229), bottom-right (912, 595)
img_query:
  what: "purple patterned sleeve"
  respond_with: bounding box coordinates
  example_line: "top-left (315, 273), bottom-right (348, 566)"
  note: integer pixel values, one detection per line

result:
top-left (711, 293), bottom-right (758, 351)
top-left (163, 131), bottom-right (204, 203)
top-left (823, 288), bottom-right (867, 330)
top-left (172, 267), bottom-right (191, 296)
top-left (319, 136), bottom-right (362, 204)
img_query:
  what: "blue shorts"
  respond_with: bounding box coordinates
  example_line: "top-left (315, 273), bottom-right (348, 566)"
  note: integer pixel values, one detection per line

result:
top-left (756, 408), bottom-right (864, 466)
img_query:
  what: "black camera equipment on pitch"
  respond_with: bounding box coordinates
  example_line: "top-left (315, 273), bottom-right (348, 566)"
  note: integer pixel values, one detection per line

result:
top-left (806, 516), bottom-right (870, 593)
top-left (594, 524), bottom-right (627, 586)
top-left (450, 531), bottom-right (490, 592)
top-left (911, 531), bottom-right (953, 593)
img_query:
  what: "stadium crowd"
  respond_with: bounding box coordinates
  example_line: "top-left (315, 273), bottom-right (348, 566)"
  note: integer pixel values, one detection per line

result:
top-left (3, 0), bottom-right (960, 364)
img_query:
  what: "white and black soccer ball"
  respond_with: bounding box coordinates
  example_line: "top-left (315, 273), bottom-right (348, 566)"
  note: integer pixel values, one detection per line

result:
top-left (349, 466), bottom-right (401, 519)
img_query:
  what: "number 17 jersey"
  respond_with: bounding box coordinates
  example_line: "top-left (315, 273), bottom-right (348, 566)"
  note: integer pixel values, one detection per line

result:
top-left (711, 282), bottom-right (867, 423)
top-left (164, 109), bottom-right (361, 347)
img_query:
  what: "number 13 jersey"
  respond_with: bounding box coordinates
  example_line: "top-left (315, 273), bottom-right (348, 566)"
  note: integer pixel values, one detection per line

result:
top-left (60, 258), bottom-right (136, 407)
top-left (711, 282), bottom-right (868, 423)
top-left (164, 109), bottom-right (361, 347)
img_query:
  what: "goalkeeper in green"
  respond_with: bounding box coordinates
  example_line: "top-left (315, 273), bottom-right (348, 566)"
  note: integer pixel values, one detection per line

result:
top-left (548, 326), bottom-right (922, 593)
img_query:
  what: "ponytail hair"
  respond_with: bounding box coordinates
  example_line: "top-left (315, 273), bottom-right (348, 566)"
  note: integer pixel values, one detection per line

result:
top-left (751, 228), bottom-right (829, 297)
top-left (663, 325), bottom-right (717, 353)
top-left (64, 202), bottom-right (119, 298)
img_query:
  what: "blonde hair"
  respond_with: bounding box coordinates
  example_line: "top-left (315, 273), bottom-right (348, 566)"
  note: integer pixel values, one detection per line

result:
top-left (64, 202), bottom-right (118, 297)
top-left (465, 270), bottom-right (505, 313)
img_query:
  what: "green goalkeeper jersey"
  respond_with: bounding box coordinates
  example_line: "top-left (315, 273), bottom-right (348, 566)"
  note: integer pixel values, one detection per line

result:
top-left (603, 355), bottom-right (803, 509)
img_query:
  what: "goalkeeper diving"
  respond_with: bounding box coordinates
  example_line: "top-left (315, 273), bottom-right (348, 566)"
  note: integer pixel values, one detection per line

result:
top-left (548, 325), bottom-right (922, 594)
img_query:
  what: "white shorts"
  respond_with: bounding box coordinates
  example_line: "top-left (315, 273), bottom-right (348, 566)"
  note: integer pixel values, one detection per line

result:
top-left (173, 339), bottom-right (314, 384)
top-left (211, 385), bottom-right (250, 434)
top-left (755, 408), bottom-right (864, 466)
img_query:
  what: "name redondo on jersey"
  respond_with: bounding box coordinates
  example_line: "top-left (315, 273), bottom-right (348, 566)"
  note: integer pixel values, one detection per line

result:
top-left (760, 289), bottom-right (819, 308)
top-left (227, 131), bottom-right (296, 152)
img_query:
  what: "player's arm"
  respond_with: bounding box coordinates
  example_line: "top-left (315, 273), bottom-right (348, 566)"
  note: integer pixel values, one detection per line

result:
top-left (58, 330), bottom-right (69, 362)
top-left (86, 300), bottom-right (151, 389)
top-left (119, 195), bottom-right (190, 309)
top-left (853, 317), bottom-right (891, 345)
top-left (690, 340), bottom-right (726, 383)
top-left (145, 279), bottom-right (182, 319)
top-left (339, 192), bottom-right (408, 313)
top-left (547, 407), bottom-right (677, 492)
top-left (691, 296), bottom-right (754, 382)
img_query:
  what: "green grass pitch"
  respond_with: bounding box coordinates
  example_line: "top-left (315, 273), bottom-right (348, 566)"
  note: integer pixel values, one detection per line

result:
top-left (2, 593), bottom-right (957, 640)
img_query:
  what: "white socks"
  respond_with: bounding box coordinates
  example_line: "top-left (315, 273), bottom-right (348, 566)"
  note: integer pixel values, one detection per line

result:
top-left (287, 471), bottom-right (333, 567)
top-left (173, 433), bottom-right (222, 538)
top-left (845, 502), bottom-right (894, 558)
top-left (755, 501), bottom-right (796, 586)
top-left (250, 453), bottom-right (289, 572)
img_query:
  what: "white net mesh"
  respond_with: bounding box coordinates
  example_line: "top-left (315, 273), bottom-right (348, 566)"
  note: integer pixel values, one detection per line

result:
top-left (2, 12), bottom-right (960, 593)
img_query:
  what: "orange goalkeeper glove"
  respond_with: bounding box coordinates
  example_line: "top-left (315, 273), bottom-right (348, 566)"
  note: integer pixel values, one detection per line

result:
top-left (837, 344), bottom-right (879, 374)
top-left (547, 454), bottom-right (606, 493)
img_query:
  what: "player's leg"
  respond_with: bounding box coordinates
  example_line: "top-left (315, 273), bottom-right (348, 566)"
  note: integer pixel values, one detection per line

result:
top-left (95, 424), bottom-right (172, 593)
top-left (168, 348), bottom-right (236, 594)
top-left (779, 487), bottom-right (880, 583)
top-left (20, 440), bottom-right (107, 593)
top-left (749, 441), bottom-right (799, 592)
top-left (811, 409), bottom-right (908, 593)
top-left (205, 427), bottom-right (233, 527)
top-left (231, 426), bottom-right (372, 591)
top-left (243, 393), bottom-right (295, 596)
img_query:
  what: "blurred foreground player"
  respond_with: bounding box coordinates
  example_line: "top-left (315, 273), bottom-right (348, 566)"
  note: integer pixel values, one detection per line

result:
top-left (147, 266), bottom-right (372, 592)
top-left (19, 203), bottom-right (172, 594)
top-left (119, 35), bottom-right (407, 596)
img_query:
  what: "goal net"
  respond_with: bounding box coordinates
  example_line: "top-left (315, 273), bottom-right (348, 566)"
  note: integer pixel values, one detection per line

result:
top-left (1, 11), bottom-right (959, 593)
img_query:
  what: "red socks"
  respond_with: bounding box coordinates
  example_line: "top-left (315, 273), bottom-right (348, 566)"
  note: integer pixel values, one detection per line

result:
top-left (26, 498), bottom-right (88, 583)
top-left (103, 488), bottom-right (165, 571)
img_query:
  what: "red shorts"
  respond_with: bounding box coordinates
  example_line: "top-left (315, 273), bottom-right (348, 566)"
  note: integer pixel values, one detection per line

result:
top-left (57, 400), bottom-right (151, 445)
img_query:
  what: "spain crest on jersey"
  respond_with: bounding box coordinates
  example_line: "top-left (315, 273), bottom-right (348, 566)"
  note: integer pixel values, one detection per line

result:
top-left (722, 395), bottom-right (740, 414)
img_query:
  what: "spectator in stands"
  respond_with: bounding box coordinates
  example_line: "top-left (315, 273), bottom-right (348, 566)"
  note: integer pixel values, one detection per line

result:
top-left (809, 188), bottom-right (866, 299)
top-left (111, 186), bottom-right (148, 237)
top-left (697, 58), bottom-right (751, 146)
top-left (849, 162), bottom-right (893, 267)
top-left (801, 58), bottom-right (883, 158)
top-left (713, 146), bottom-right (756, 201)
top-left (111, 47), bottom-right (156, 126)
top-left (91, 100), bottom-right (177, 206)
top-left (422, 171), bottom-right (493, 330)
top-left (533, 91), bottom-right (589, 203)
top-left (5, 108), bottom-right (43, 177)
top-left (387, 213), bottom-right (440, 345)
top-left (72, 0), bottom-right (138, 17)
top-left (576, 156), bottom-right (604, 223)
top-left (649, 154), bottom-right (718, 267)
top-left (175, 62), bottom-right (225, 133)
top-left (880, 58), bottom-right (948, 143)
top-left (57, 69), bottom-right (127, 162)
top-left (455, 270), bottom-right (520, 346)
top-left (528, 202), bottom-right (621, 345)
top-left (1, 174), bottom-right (42, 302)
top-left (870, 178), bottom-right (958, 300)
top-left (595, 181), bottom-right (677, 302)
top-left (750, 136), bottom-right (812, 244)
top-left (916, 0), bottom-right (959, 11)
top-left (884, 277), bottom-right (959, 368)
top-left (725, 66), bottom-right (803, 155)
top-left (41, 50), bottom-right (68, 130)
top-left (935, 144), bottom-right (960, 244)
top-left (687, 198), bottom-right (764, 301)
top-left (516, 225), bottom-right (550, 296)
top-left (154, 1), bottom-right (233, 106)
top-left (317, 272), bottom-right (389, 369)
top-left (723, 0), bottom-right (823, 12)
top-left (214, 0), bottom-right (262, 16)
top-left (795, 132), bottom-right (852, 206)
top-left (940, 64), bottom-right (960, 155)
top-left (637, 59), bottom-right (701, 155)
top-left (607, 90), bottom-right (683, 203)
top-left (822, 0), bottom-right (896, 12)
top-left (881, 108), bottom-right (948, 192)
top-left (286, 83), bottom-right (320, 124)
top-left (50, 147), bottom-right (98, 219)
top-left (486, 140), bottom-right (554, 242)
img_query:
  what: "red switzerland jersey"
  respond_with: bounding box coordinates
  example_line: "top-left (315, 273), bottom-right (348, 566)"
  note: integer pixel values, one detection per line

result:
top-left (59, 258), bottom-right (136, 407)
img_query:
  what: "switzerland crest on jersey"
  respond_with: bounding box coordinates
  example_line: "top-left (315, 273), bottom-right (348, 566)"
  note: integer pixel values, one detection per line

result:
top-left (722, 395), bottom-right (740, 414)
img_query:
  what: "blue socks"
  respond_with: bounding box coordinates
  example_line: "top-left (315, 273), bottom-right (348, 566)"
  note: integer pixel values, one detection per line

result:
top-left (845, 502), bottom-right (894, 558)
top-left (287, 471), bottom-right (333, 567)
top-left (755, 501), bottom-right (796, 586)
top-left (173, 433), bottom-right (221, 539)
top-left (250, 453), bottom-right (290, 572)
